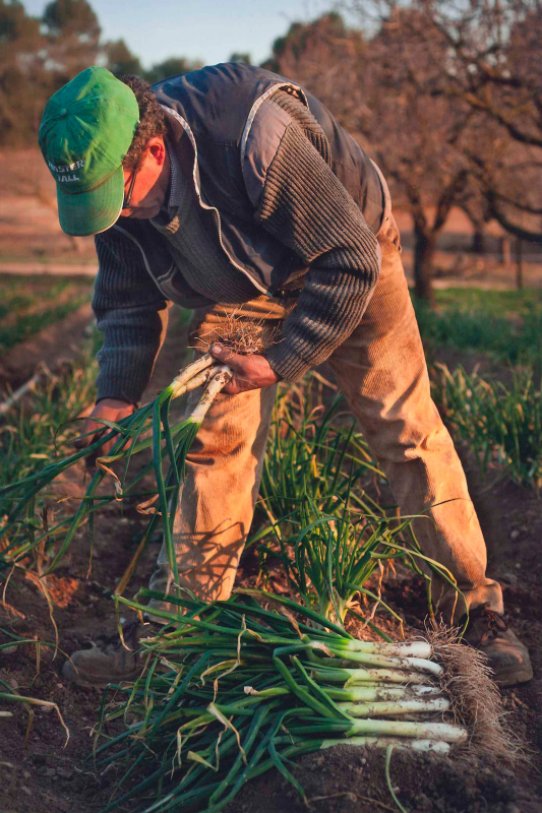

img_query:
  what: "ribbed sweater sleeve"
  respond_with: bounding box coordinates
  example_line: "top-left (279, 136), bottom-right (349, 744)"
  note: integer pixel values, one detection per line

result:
top-left (253, 119), bottom-right (381, 382)
top-left (93, 230), bottom-right (168, 404)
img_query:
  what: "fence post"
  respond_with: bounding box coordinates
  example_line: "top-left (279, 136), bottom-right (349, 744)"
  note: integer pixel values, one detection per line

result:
top-left (514, 238), bottom-right (523, 290)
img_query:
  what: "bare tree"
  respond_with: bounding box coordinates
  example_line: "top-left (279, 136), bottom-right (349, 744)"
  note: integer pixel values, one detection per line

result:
top-left (425, 0), bottom-right (542, 241)
top-left (268, 9), bottom-right (490, 301)
top-left (358, 6), bottom-right (483, 301)
top-left (353, 0), bottom-right (542, 242)
top-left (264, 12), bottom-right (368, 134)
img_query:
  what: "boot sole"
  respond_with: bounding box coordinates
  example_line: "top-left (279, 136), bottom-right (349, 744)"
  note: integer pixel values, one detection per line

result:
top-left (494, 664), bottom-right (534, 687)
top-left (62, 659), bottom-right (141, 688)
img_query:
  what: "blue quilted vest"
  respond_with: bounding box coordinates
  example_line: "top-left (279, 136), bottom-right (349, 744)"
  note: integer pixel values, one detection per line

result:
top-left (113, 63), bottom-right (384, 299)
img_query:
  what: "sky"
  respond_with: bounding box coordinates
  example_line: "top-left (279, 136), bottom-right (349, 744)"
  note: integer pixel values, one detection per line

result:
top-left (22, 0), bottom-right (332, 68)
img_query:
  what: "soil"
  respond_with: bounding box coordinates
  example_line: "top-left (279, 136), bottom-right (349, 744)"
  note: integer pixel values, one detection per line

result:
top-left (0, 302), bottom-right (93, 393)
top-left (0, 151), bottom-right (96, 266)
top-left (1, 308), bottom-right (541, 813)
top-left (234, 747), bottom-right (523, 813)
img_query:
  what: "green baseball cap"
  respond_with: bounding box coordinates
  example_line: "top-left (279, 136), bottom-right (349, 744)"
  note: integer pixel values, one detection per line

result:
top-left (39, 66), bottom-right (140, 236)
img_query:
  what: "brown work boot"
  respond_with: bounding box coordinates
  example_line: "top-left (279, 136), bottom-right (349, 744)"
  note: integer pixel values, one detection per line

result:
top-left (62, 621), bottom-right (149, 688)
top-left (463, 604), bottom-right (533, 687)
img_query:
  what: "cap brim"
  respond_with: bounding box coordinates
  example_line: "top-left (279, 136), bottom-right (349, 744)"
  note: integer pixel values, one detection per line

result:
top-left (57, 165), bottom-right (124, 237)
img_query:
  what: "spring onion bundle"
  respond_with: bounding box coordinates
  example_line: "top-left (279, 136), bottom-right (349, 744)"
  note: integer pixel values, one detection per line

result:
top-left (254, 391), bottom-right (461, 626)
top-left (95, 590), bottom-right (473, 813)
top-left (0, 354), bottom-right (232, 575)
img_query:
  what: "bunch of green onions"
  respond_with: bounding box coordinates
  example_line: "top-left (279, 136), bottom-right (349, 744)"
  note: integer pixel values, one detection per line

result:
top-left (95, 590), bottom-right (467, 813)
top-left (255, 391), bottom-right (459, 625)
top-left (0, 354), bottom-right (232, 576)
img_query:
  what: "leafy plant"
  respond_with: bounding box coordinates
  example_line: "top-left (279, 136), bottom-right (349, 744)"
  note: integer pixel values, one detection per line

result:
top-left (433, 364), bottom-right (542, 490)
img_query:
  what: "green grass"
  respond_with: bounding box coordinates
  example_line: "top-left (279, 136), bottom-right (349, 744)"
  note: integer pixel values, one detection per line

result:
top-left (414, 287), bottom-right (542, 369)
top-left (429, 288), bottom-right (541, 316)
top-left (412, 287), bottom-right (542, 489)
top-left (0, 253), bottom-right (96, 265)
top-left (0, 273), bottom-right (93, 353)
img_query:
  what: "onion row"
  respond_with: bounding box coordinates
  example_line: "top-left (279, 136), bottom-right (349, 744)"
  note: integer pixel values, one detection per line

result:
top-left (0, 354), bottom-right (231, 575)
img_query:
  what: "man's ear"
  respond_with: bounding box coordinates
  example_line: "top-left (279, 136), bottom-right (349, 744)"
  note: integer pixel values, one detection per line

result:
top-left (147, 136), bottom-right (167, 167)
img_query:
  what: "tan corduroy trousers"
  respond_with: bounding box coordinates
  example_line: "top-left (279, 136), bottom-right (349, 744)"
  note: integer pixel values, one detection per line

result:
top-left (148, 212), bottom-right (504, 622)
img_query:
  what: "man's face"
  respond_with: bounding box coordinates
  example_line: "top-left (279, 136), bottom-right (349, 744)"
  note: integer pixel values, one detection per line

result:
top-left (121, 136), bottom-right (170, 220)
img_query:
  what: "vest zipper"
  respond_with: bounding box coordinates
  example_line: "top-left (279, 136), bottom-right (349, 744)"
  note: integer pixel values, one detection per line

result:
top-left (163, 106), bottom-right (270, 296)
top-left (115, 84), bottom-right (308, 300)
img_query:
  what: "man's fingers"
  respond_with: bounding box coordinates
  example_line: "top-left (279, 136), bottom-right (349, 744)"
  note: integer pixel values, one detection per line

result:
top-left (73, 426), bottom-right (97, 449)
top-left (73, 418), bottom-right (103, 449)
top-left (72, 401), bottom-right (136, 468)
top-left (210, 342), bottom-right (240, 366)
top-left (220, 379), bottom-right (243, 395)
top-left (73, 415), bottom-right (117, 451)
top-left (207, 348), bottom-right (278, 393)
top-left (75, 422), bottom-right (117, 467)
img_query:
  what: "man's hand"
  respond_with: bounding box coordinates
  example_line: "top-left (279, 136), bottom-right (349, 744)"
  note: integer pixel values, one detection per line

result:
top-left (210, 343), bottom-right (279, 394)
top-left (74, 398), bottom-right (136, 463)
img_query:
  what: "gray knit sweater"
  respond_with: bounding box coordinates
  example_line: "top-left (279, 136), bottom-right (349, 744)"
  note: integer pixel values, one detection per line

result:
top-left (257, 92), bottom-right (381, 381)
top-left (93, 91), bottom-right (381, 403)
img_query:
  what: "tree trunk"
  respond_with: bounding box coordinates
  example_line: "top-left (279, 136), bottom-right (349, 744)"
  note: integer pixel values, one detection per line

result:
top-left (413, 225), bottom-right (436, 305)
top-left (471, 228), bottom-right (485, 254)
